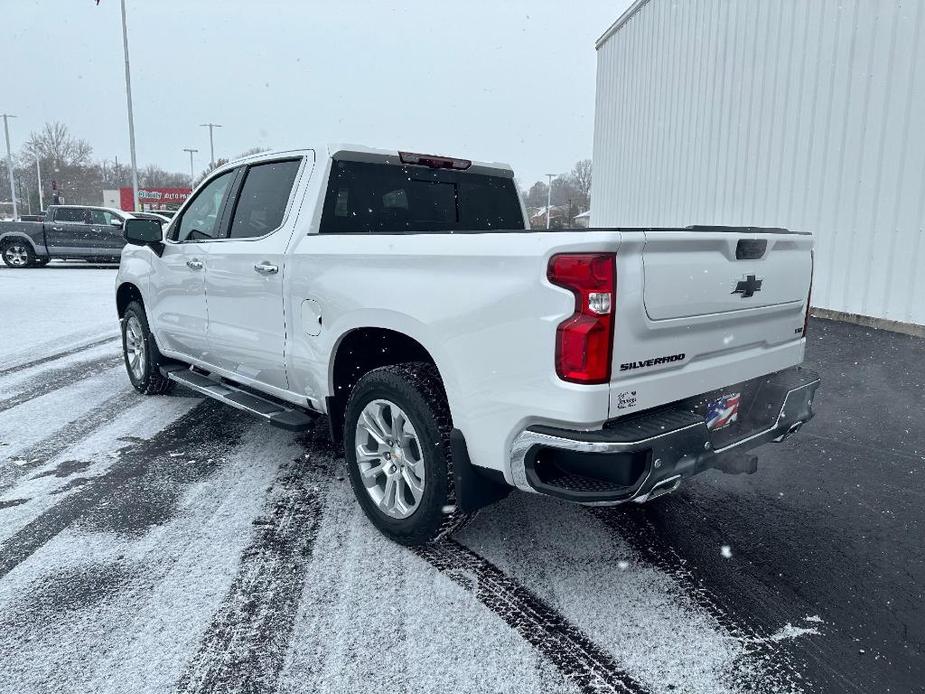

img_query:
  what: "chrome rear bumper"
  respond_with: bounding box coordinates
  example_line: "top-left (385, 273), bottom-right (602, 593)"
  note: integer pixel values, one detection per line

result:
top-left (509, 366), bottom-right (821, 505)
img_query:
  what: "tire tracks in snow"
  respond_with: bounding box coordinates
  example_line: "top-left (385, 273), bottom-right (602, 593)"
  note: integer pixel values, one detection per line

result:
top-left (0, 354), bottom-right (123, 414)
top-left (415, 539), bottom-right (649, 694)
top-left (0, 335), bottom-right (119, 378)
top-left (592, 507), bottom-right (807, 693)
top-left (175, 453), bottom-right (326, 694)
top-left (0, 400), bottom-right (246, 581)
top-left (0, 390), bottom-right (142, 492)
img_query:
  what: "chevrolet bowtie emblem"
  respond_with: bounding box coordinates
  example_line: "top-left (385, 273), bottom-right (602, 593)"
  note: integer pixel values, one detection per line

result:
top-left (732, 274), bottom-right (763, 298)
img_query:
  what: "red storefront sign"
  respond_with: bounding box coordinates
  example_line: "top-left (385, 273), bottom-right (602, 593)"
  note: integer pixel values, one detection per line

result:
top-left (119, 187), bottom-right (192, 211)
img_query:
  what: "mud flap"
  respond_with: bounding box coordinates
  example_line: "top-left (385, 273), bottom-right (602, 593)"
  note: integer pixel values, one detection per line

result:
top-left (451, 428), bottom-right (512, 513)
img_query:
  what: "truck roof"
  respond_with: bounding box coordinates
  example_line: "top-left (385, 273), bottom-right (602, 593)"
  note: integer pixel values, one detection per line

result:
top-left (223, 144), bottom-right (516, 179)
top-left (48, 204), bottom-right (130, 214)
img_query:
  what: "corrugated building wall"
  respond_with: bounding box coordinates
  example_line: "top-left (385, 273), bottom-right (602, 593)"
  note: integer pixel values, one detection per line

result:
top-left (591, 0), bottom-right (925, 326)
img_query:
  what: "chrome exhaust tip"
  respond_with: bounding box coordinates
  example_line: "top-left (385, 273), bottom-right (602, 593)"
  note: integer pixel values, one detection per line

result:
top-left (636, 474), bottom-right (682, 503)
top-left (773, 420), bottom-right (805, 442)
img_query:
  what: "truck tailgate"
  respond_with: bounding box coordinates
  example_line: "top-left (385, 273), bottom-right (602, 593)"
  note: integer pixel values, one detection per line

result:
top-left (642, 231), bottom-right (812, 320)
top-left (609, 229), bottom-right (813, 417)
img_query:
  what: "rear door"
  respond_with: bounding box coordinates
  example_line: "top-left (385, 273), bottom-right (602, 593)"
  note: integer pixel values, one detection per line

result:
top-left (203, 155), bottom-right (310, 391)
top-left (609, 229), bottom-right (813, 416)
top-left (47, 207), bottom-right (91, 255)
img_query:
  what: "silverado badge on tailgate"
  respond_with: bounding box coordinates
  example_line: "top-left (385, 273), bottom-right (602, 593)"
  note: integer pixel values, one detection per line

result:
top-left (705, 393), bottom-right (741, 431)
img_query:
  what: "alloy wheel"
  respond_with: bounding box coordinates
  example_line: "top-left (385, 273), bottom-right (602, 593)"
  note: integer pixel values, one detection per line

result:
top-left (124, 316), bottom-right (147, 381)
top-left (4, 244), bottom-right (29, 267)
top-left (354, 398), bottom-right (426, 519)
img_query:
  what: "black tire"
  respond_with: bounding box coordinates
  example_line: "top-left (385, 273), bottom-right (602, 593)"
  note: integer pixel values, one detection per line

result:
top-left (344, 362), bottom-right (474, 546)
top-left (121, 301), bottom-right (175, 395)
top-left (1, 240), bottom-right (36, 268)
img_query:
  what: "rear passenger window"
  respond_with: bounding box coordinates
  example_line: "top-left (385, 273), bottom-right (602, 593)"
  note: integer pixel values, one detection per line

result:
top-left (318, 160), bottom-right (524, 233)
top-left (228, 159), bottom-right (301, 239)
top-left (55, 208), bottom-right (87, 223)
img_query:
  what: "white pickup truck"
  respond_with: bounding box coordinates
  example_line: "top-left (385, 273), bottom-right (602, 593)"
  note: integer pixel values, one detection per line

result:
top-left (116, 145), bottom-right (820, 545)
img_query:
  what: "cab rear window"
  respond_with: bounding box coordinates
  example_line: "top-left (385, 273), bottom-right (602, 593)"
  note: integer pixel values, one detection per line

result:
top-left (319, 160), bottom-right (524, 233)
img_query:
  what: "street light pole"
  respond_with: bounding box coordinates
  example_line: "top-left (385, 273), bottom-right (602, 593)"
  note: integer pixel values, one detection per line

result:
top-left (119, 0), bottom-right (140, 212)
top-left (183, 148), bottom-right (198, 188)
top-left (200, 123), bottom-right (222, 168)
top-left (545, 173), bottom-right (555, 230)
top-left (35, 156), bottom-right (43, 211)
top-left (2, 113), bottom-right (18, 220)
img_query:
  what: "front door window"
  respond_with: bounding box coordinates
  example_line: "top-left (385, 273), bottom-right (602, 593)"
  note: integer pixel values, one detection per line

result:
top-left (174, 171), bottom-right (235, 242)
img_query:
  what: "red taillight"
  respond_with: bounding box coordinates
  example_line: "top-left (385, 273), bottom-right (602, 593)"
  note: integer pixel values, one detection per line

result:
top-left (398, 151), bottom-right (471, 170)
top-left (803, 250), bottom-right (814, 337)
top-left (548, 253), bottom-right (616, 384)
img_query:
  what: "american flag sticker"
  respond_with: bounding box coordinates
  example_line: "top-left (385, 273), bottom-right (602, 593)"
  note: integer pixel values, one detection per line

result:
top-left (705, 393), bottom-right (741, 431)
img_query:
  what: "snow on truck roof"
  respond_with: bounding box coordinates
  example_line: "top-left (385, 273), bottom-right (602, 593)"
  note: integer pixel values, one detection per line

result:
top-left (224, 144), bottom-right (515, 178)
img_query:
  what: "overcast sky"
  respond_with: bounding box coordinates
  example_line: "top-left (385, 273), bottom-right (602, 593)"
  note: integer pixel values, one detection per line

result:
top-left (5, 1), bottom-right (630, 187)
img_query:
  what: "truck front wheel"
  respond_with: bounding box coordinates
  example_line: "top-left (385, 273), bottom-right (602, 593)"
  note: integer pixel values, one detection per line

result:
top-left (1, 241), bottom-right (35, 268)
top-left (343, 362), bottom-right (474, 545)
top-left (121, 301), bottom-right (175, 395)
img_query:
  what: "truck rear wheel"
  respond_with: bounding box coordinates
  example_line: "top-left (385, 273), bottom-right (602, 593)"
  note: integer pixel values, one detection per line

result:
top-left (121, 301), bottom-right (175, 395)
top-left (1, 240), bottom-right (35, 268)
top-left (343, 362), bottom-right (474, 545)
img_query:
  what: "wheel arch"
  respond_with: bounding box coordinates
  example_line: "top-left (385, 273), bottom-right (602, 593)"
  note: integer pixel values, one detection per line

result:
top-left (327, 326), bottom-right (451, 442)
top-left (116, 281), bottom-right (145, 318)
top-left (0, 232), bottom-right (38, 253)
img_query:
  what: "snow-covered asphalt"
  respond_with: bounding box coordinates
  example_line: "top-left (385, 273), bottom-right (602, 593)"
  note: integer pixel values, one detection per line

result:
top-left (0, 264), bottom-right (922, 693)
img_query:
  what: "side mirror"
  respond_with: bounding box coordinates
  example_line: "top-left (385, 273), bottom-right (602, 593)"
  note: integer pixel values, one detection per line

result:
top-left (110, 218), bottom-right (124, 229)
top-left (124, 218), bottom-right (163, 246)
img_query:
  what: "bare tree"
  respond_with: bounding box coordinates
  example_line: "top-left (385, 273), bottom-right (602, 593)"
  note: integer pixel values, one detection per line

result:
top-left (572, 159), bottom-right (591, 200)
top-left (22, 122), bottom-right (93, 167)
top-left (139, 164), bottom-right (189, 188)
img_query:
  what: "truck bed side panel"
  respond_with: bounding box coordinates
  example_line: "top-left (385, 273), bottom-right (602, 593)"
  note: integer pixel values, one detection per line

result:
top-left (285, 231), bottom-right (623, 478)
top-left (0, 221), bottom-right (48, 255)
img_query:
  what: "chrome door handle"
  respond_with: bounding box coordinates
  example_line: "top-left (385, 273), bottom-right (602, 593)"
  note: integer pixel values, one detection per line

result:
top-left (254, 262), bottom-right (279, 275)
top-left (186, 259), bottom-right (203, 270)
top-left (51, 226), bottom-right (63, 231)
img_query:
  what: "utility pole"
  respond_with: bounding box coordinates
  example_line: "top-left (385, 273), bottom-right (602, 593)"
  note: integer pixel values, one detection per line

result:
top-left (35, 155), bottom-right (44, 211)
top-left (183, 148), bottom-right (198, 188)
top-left (200, 123), bottom-right (222, 168)
top-left (545, 173), bottom-right (555, 230)
top-left (2, 114), bottom-right (17, 220)
top-left (21, 179), bottom-right (31, 215)
top-left (119, 0), bottom-right (140, 212)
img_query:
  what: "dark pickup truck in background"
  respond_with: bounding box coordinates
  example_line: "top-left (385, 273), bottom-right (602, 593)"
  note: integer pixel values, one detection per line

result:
top-left (0, 205), bottom-right (135, 267)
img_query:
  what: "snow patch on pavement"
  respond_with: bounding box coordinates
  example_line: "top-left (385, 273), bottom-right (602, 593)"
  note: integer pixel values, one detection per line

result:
top-left (279, 476), bottom-right (577, 694)
top-left (769, 623), bottom-right (822, 642)
top-left (458, 494), bottom-right (784, 694)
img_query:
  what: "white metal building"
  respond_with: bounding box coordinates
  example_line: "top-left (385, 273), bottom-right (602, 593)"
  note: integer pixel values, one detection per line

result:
top-left (591, 0), bottom-right (925, 329)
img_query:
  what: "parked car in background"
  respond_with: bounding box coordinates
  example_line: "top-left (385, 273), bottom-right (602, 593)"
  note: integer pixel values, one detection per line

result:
top-left (0, 205), bottom-right (133, 267)
top-left (132, 211), bottom-right (172, 225)
top-left (116, 145), bottom-right (819, 546)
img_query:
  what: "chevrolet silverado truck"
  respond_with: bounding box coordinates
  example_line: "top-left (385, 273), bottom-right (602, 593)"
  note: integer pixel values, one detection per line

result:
top-left (0, 205), bottom-right (133, 267)
top-left (115, 145), bottom-right (820, 545)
